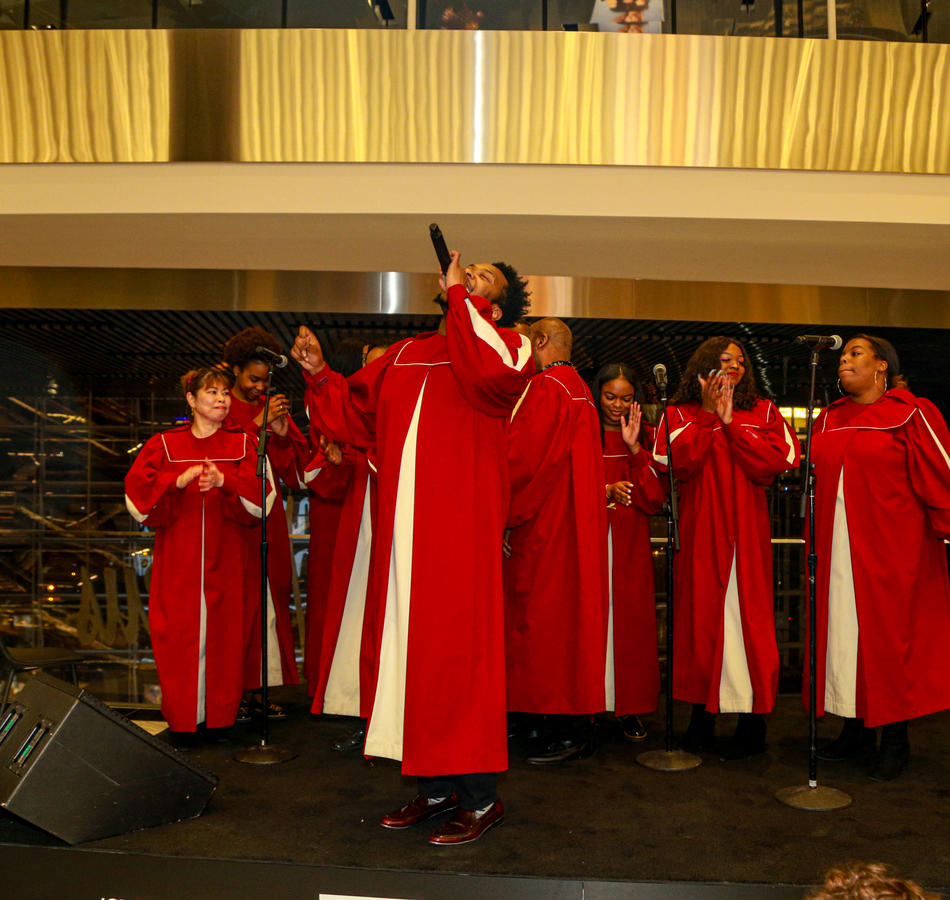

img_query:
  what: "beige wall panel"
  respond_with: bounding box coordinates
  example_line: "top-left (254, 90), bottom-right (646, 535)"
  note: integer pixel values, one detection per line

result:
top-left (2, 30), bottom-right (950, 172)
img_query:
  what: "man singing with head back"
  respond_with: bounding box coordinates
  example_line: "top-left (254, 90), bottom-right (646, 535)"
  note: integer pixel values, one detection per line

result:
top-left (291, 249), bottom-right (532, 845)
top-left (504, 318), bottom-right (610, 764)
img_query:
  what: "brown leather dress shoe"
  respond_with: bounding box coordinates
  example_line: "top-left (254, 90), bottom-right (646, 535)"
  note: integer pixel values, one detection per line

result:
top-left (428, 800), bottom-right (504, 845)
top-left (380, 793), bottom-right (458, 829)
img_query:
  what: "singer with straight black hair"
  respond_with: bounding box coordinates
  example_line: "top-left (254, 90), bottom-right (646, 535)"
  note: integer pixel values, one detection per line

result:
top-left (807, 334), bottom-right (950, 781)
top-left (653, 336), bottom-right (800, 759)
top-left (595, 363), bottom-right (665, 744)
top-left (222, 326), bottom-right (309, 720)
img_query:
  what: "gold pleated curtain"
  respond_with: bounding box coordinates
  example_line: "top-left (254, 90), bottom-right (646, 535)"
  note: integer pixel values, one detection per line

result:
top-left (1, 29), bottom-right (948, 173)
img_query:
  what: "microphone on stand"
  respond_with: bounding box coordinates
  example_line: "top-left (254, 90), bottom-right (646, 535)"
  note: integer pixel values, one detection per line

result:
top-left (652, 363), bottom-right (668, 388)
top-left (255, 346), bottom-right (289, 368)
top-left (796, 335), bottom-right (843, 350)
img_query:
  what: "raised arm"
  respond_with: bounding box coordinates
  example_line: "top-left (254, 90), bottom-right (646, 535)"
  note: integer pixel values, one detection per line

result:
top-left (652, 405), bottom-right (718, 481)
top-left (444, 282), bottom-right (533, 416)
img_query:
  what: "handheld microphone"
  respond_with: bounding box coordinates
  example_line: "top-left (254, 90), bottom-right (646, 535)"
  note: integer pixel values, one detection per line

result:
top-left (653, 363), bottom-right (668, 388)
top-left (796, 334), bottom-right (843, 350)
top-left (255, 346), bottom-right (289, 368)
top-left (429, 223), bottom-right (452, 274)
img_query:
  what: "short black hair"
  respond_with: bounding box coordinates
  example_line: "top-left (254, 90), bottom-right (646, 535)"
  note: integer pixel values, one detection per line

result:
top-left (223, 327), bottom-right (283, 371)
top-left (329, 337), bottom-right (366, 378)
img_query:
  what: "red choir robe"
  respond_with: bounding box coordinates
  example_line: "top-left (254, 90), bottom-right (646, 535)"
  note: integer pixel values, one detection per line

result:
top-left (653, 399), bottom-right (799, 714)
top-left (504, 364), bottom-right (610, 715)
top-left (306, 444), bottom-right (379, 719)
top-left (304, 284), bottom-right (532, 775)
top-left (806, 389), bottom-right (950, 728)
top-left (603, 427), bottom-right (666, 716)
top-left (302, 446), bottom-right (348, 695)
top-left (125, 425), bottom-right (273, 731)
top-left (226, 395), bottom-right (306, 688)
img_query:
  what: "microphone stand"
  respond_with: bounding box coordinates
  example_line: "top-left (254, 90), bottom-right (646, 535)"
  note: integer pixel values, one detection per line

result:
top-left (775, 347), bottom-right (849, 809)
top-left (235, 373), bottom-right (296, 765)
top-left (638, 376), bottom-right (700, 772)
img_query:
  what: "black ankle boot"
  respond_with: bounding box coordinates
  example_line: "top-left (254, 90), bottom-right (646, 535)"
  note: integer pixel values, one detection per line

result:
top-left (869, 720), bottom-right (909, 782)
top-left (679, 703), bottom-right (717, 754)
top-left (720, 713), bottom-right (767, 761)
top-left (817, 717), bottom-right (876, 761)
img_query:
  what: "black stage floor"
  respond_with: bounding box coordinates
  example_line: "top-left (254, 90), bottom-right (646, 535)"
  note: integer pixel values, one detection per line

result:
top-left (2, 687), bottom-right (948, 900)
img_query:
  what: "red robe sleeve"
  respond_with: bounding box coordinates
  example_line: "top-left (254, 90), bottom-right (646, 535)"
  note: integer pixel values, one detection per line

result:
top-left (445, 284), bottom-right (533, 416)
top-left (304, 442), bottom-right (354, 503)
top-left (899, 396), bottom-right (950, 539)
top-left (303, 341), bottom-right (409, 450)
top-left (626, 445), bottom-right (667, 516)
top-left (507, 377), bottom-right (573, 528)
top-left (721, 400), bottom-right (801, 485)
top-left (124, 434), bottom-right (182, 527)
top-left (262, 417), bottom-right (311, 490)
top-left (652, 405), bottom-right (719, 481)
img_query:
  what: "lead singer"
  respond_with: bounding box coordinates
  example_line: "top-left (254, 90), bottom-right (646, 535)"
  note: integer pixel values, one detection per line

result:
top-left (291, 250), bottom-right (532, 845)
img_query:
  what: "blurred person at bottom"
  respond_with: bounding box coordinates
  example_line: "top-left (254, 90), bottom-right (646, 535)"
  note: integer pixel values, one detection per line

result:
top-left (808, 335), bottom-right (950, 782)
top-left (806, 862), bottom-right (941, 900)
top-left (125, 367), bottom-right (273, 746)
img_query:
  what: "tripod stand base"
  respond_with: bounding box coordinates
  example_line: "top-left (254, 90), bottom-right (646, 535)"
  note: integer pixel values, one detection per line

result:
top-left (775, 783), bottom-right (851, 810)
top-left (233, 743), bottom-right (297, 765)
top-left (636, 748), bottom-right (702, 771)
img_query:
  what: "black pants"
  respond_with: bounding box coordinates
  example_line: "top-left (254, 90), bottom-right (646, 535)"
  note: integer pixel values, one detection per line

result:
top-left (419, 773), bottom-right (497, 810)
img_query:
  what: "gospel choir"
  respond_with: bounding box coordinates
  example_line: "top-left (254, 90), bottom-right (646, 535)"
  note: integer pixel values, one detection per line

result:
top-left (125, 249), bottom-right (950, 846)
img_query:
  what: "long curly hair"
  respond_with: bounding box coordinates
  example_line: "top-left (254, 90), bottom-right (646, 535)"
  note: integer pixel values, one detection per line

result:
top-left (669, 336), bottom-right (760, 411)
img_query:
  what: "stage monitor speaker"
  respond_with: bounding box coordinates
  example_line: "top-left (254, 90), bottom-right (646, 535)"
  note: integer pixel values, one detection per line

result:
top-left (0, 672), bottom-right (218, 844)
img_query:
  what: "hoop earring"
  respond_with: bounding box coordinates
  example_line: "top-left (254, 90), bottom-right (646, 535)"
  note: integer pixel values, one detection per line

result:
top-left (836, 378), bottom-right (845, 396)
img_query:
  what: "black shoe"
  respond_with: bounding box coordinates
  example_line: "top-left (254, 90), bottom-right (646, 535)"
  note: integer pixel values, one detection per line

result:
top-left (619, 715), bottom-right (648, 742)
top-left (817, 717), bottom-right (876, 761)
top-left (868, 745), bottom-right (909, 782)
top-left (202, 726), bottom-right (232, 744)
top-left (869, 721), bottom-right (909, 782)
top-left (720, 713), bottom-right (766, 761)
top-left (507, 713), bottom-right (541, 742)
top-left (678, 704), bottom-right (717, 754)
top-left (332, 726), bottom-right (366, 753)
top-left (235, 699), bottom-right (252, 723)
top-left (527, 736), bottom-right (596, 765)
top-left (166, 730), bottom-right (201, 750)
